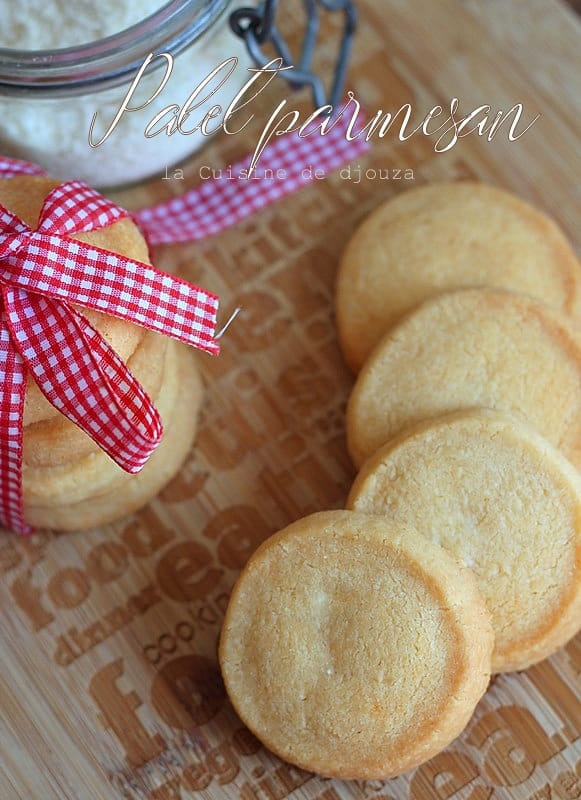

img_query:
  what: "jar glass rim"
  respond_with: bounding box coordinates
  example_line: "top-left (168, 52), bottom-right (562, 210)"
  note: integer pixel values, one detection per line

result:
top-left (0, 0), bottom-right (231, 97)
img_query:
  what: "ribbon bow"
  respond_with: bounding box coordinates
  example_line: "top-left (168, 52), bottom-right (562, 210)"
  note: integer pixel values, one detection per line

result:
top-left (0, 165), bottom-right (219, 535)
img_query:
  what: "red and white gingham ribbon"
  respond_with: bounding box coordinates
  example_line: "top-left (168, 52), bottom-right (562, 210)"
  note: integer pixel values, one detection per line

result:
top-left (134, 117), bottom-right (368, 243)
top-left (0, 115), bottom-right (368, 534)
top-left (0, 171), bottom-right (219, 534)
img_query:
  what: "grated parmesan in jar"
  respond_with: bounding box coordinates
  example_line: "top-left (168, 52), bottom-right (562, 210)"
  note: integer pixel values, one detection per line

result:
top-left (0, 0), bottom-right (255, 186)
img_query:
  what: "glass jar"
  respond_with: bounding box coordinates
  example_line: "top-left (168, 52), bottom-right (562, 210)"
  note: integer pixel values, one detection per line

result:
top-left (0, 0), bottom-right (257, 187)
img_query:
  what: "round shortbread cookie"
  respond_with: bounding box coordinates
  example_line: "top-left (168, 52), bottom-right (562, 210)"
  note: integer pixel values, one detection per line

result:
top-left (348, 410), bottom-right (581, 673)
top-left (347, 288), bottom-right (581, 469)
top-left (0, 177), bottom-right (148, 426)
top-left (22, 329), bottom-right (169, 468)
top-left (23, 337), bottom-right (182, 507)
top-left (219, 510), bottom-right (493, 780)
top-left (24, 342), bottom-right (203, 530)
top-left (336, 182), bottom-right (581, 372)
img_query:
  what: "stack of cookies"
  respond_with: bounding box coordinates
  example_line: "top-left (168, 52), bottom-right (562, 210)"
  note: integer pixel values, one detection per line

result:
top-left (219, 183), bottom-right (581, 782)
top-left (2, 176), bottom-right (204, 532)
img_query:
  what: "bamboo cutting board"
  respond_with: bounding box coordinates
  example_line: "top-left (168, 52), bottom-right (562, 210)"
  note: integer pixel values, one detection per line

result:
top-left (1, 1), bottom-right (580, 798)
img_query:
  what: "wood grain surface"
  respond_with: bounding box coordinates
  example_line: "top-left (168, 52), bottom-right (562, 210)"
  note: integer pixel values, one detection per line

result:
top-left (1, 1), bottom-right (580, 799)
